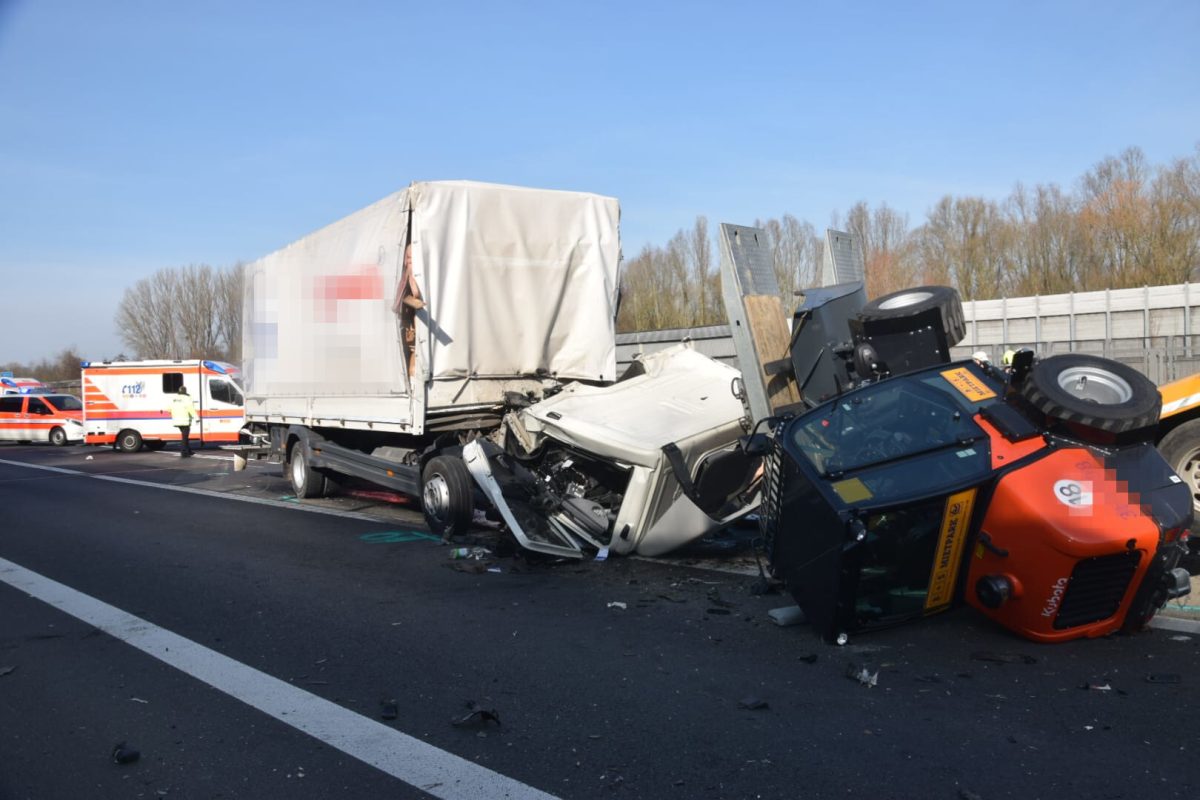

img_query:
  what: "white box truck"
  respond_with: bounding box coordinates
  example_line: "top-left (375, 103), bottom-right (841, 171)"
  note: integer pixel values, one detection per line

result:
top-left (242, 181), bottom-right (622, 534)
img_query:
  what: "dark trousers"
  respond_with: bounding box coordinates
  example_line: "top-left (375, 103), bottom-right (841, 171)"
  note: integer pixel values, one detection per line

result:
top-left (177, 425), bottom-right (192, 456)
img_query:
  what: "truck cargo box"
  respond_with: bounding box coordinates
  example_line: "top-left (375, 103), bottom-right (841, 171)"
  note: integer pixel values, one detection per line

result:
top-left (243, 180), bottom-right (621, 435)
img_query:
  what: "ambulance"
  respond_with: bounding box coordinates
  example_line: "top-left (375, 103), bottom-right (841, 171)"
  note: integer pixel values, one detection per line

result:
top-left (0, 375), bottom-right (49, 395)
top-left (81, 360), bottom-right (245, 452)
top-left (0, 393), bottom-right (84, 445)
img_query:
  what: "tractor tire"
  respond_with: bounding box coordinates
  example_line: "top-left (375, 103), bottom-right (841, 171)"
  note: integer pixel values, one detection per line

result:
top-left (858, 285), bottom-right (966, 346)
top-left (117, 429), bottom-right (143, 453)
top-left (1021, 354), bottom-right (1160, 443)
top-left (421, 455), bottom-right (474, 538)
top-left (288, 444), bottom-right (328, 499)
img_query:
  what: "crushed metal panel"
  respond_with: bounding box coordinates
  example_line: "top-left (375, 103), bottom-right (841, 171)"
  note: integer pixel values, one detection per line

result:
top-left (719, 224), bottom-right (799, 423)
top-left (821, 229), bottom-right (864, 287)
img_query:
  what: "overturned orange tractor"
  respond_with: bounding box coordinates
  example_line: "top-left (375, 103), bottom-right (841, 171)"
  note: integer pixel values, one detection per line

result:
top-left (759, 285), bottom-right (1193, 643)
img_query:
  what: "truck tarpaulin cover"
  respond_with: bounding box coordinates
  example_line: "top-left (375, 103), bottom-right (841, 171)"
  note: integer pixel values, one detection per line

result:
top-left (243, 181), bottom-right (620, 398)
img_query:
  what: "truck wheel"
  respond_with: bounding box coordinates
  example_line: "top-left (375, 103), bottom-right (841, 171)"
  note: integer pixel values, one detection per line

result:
top-left (49, 427), bottom-right (67, 447)
top-left (1021, 354), bottom-right (1160, 443)
top-left (117, 429), bottom-right (143, 453)
top-left (1157, 418), bottom-right (1200, 517)
top-left (858, 285), bottom-right (966, 345)
top-left (422, 455), bottom-right (474, 538)
top-left (289, 445), bottom-right (328, 499)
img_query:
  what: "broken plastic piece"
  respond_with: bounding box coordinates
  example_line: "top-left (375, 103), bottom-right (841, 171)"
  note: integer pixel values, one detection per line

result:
top-left (0, 665), bottom-right (14, 677)
top-left (846, 663), bottom-right (879, 687)
top-left (607, 601), bottom-right (627, 610)
top-left (111, 743), bottom-right (140, 764)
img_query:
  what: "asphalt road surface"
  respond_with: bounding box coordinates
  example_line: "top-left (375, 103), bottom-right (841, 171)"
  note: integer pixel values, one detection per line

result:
top-left (1, 443), bottom-right (1198, 800)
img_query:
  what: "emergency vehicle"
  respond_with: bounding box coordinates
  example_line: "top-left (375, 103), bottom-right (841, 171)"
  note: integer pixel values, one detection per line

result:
top-left (0, 375), bottom-right (49, 395)
top-left (0, 393), bottom-right (84, 445)
top-left (81, 360), bottom-right (245, 452)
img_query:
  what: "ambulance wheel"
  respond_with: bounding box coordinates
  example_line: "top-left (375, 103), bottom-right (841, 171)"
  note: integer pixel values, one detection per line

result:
top-left (421, 455), bottom-right (474, 538)
top-left (117, 429), bottom-right (143, 453)
top-left (49, 427), bottom-right (67, 447)
top-left (288, 445), bottom-right (327, 499)
top-left (1022, 354), bottom-right (1160, 443)
top-left (858, 285), bottom-right (966, 345)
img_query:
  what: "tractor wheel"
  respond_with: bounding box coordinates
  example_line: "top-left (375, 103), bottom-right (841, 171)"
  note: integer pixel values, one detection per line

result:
top-left (288, 444), bottom-right (328, 499)
top-left (1021, 354), bottom-right (1160, 443)
top-left (117, 429), bottom-right (143, 453)
top-left (858, 285), bottom-right (966, 345)
top-left (421, 455), bottom-right (474, 538)
top-left (49, 427), bottom-right (67, 447)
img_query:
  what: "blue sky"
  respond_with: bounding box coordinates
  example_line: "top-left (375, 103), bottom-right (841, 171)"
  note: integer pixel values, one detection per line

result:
top-left (1, 0), bottom-right (1197, 364)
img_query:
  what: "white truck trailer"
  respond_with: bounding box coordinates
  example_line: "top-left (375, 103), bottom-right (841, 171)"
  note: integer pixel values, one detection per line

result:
top-left (242, 181), bottom-right (622, 535)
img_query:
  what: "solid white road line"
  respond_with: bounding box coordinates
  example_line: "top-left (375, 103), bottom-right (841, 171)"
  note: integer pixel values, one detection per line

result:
top-left (0, 458), bottom-right (387, 523)
top-left (0, 557), bottom-right (558, 800)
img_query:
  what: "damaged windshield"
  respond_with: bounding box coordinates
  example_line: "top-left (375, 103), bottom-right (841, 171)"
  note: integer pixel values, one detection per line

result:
top-left (788, 368), bottom-right (992, 476)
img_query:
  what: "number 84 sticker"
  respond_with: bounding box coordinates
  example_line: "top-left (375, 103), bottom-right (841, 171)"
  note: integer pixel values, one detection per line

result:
top-left (1054, 479), bottom-right (1093, 514)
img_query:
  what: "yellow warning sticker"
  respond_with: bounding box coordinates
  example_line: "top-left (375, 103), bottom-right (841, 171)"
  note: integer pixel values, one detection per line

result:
top-left (940, 368), bottom-right (996, 402)
top-left (832, 477), bottom-right (873, 504)
top-left (924, 488), bottom-right (977, 611)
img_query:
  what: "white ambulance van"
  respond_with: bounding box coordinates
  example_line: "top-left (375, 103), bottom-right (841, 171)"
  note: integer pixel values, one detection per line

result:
top-left (81, 360), bottom-right (245, 452)
top-left (0, 393), bottom-right (84, 445)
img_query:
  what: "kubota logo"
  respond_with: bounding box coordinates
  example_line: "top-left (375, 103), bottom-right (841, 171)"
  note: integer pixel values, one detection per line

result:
top-left (1041, 577), bottom-right (1070, 617)
top-left (121, 381), bottom-right (145, 397)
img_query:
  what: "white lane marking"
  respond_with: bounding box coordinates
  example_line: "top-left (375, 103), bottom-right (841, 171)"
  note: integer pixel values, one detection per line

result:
top-left (0, 458), bottom-right (390, 523)
top-left (0, 557), bottom-right (557, 800)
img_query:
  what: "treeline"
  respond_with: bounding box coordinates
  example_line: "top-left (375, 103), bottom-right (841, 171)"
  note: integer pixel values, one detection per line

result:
top-left (114, 263), bottom-right (244, 363)
top-left (3, 263), bottom-right (244, 381)
top-left (616, 145), bottom-right (1200, 332)
top-left (1, 348), bottom-right (87, 385)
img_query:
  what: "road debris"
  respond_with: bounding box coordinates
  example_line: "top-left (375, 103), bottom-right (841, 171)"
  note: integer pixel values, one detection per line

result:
top-left (846, 663), bottom-right (879, 688)
top-left (0, 665), bottom-right (15, 677)
top-left (380, 699), bottom-right (398, 720)
top-left (607, 601), bottom-right (627, 610)
top-left (452, 701), bottom-right (501, 728)
top-left (111, 742), bottom-right (140, 764)
top-left (1146, 673), bottom-right (1182, 684)
top-left (970, 651), bottom-right (1037, 665)
top-left (737, 697), bottom-right (769, 710)
top-left (767, 606), bottom-right (806, 627)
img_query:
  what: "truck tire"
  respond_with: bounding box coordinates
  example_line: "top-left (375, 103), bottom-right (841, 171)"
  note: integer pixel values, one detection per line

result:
top-left (858, 286), bottom-right (966, 345)
top-left (422, 455), bottom-right (474, 538)
top-left (1021, 354), bottom-right (1160, 443)
top-left (49, 427), bottom-right (67, 447)
top-left (1157, 418), bottom-right (1200, 517)
top-left (288, 444), bottom-right (328, 499)
top-left (118, 429), bottom-right (143, 453)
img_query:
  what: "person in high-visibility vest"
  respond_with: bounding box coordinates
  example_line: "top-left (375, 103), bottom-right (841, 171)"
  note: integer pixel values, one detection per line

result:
top-left (170, 386), bottom-right (199, 458)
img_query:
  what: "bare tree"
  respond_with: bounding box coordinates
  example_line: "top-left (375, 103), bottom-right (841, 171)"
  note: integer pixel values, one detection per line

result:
top-left (115, 263), bottom-right (244, 360)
